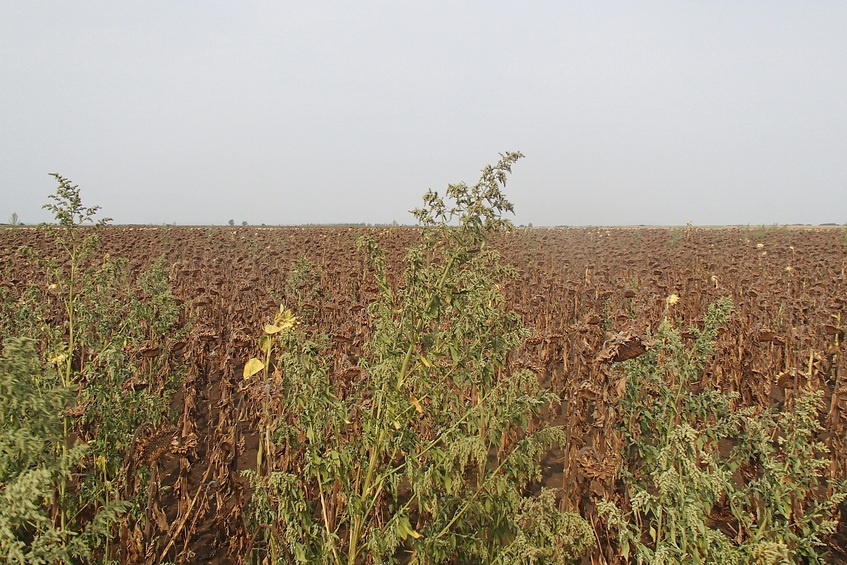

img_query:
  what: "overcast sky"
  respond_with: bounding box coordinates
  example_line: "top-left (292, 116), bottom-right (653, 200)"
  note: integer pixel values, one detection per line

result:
top-left (2, 2), bottom-right (845, 226)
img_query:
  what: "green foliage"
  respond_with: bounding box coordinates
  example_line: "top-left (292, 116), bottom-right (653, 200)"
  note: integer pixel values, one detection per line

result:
top-left (2, 176), bottom-right (186, 561)
top-left (242, 153), bottom-right (592, 564)
top-left (0, 272), bottom-right (61, 350)
top-left (0, 338), bottom-right (126, 564)
top-left (38, 174), bottom-right (115, 535)
top-left (43, 174), bottom-right (111, 229)
top-left (37, 174), bottom-right (112, 387)
top-left (495, 488), bottom-right (595, 564)
top-left (599, 297), bottom-right (846, 563)
top-left (0, 339), bottom-right (72, 481)
top-left (74, 255), bottom-right (185, 503)
top-left (282, 255), bottom-right (323, 323)
top-left (728, 389), bottom-right (845, 560)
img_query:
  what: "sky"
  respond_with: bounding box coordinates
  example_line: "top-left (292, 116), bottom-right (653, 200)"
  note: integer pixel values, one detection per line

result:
top-left (1, 2), bottom-right (845, 226)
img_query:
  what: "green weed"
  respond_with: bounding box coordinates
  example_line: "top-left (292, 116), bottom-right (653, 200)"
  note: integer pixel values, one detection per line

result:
top-left (1, 175), bottom-right (187, 562)
top-left (599, 298), bottom-right (846, 563)
top-left (241, 153), bottom-right (593, 564)
top-left (0, 338), bottom-right (126, 563)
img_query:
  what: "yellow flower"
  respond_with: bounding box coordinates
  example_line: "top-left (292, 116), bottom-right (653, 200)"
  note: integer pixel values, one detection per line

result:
top-left (274, 306), bottom-right (298, 331)
top-left (666, 294), bottom-right (680, 307)
top-left (49, 352), bottom-right (67, 367)
top-left (756, 242), bottom-right (765, 249)
top-left (264, 306), bottom-right (298, 335)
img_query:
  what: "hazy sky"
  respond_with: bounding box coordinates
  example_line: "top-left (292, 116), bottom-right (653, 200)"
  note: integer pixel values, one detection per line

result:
top-left (2, 2), bottom-right (845, 226)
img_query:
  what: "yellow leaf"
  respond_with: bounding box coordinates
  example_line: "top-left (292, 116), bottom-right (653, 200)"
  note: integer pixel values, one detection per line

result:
top-left (95, 454), bottom-right (107, 473)
top-left (395, 515), bottom-right (423, 541)
top-left (243, 358), bottom-right (265, 379)
top-left (49, 353), bottom-right (67, 367)
top-left (410, 395), bottom-right (424, 415)
top-left (419, 354), bottom-right (432, 368)
top-left (393, 421), bottom-right (401, 430)
top-left (264, 324), bottom-right (283, 334)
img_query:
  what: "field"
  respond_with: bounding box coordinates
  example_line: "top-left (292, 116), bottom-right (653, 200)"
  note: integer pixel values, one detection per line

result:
top-left (2, 215), bottom-right (846, 562)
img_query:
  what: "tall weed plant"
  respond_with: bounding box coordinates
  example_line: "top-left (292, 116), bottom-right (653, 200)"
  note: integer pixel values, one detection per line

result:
top-left (0, 175), bottom-right (186, 562)
top-left (242, 153), bottom-right (593, 564)
top-left (599, 297), bottom-right (845, 564)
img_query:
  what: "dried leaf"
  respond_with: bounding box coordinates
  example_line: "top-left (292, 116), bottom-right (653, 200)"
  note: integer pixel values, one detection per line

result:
top-left (410, 394), bottom-right (424, 415)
